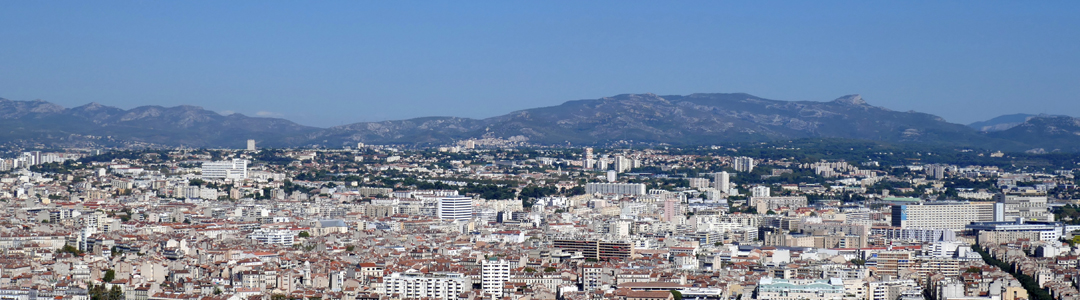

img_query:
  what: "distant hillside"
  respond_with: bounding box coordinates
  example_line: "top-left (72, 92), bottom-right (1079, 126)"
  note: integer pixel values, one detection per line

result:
top-left (314, 93), bottom-right (1024, 149)
top-left (0, 93), bottom-right (1078, 151)
top-left (0, 98), bottom-right (319, 148)
top-left (986, 115), bottom-right (1080, 152)
top-left (969, 114), bottom-right (1036, 132)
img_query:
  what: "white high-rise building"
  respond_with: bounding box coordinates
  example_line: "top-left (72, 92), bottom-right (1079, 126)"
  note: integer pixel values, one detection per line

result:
top-left (606, 170), bottom-right (617, 182)
top-left (734, 157), bottom-right (755, 172)
top-left (481, 259), bottom-right (511, 298)
top-left (202, 159), bottom-right (248, 180)
top-left (437, 196), bottom-right (474, 221)
top-left (714, 171), bottom-right (730, 192)
top-left (246, 139), bottom-right (256, 151)
top-left (614, 156), bottom-right (632, 173)
top-left (583, 148), bottom-right (594, 170)
top-left (751, 185), bottom-right (771, 197)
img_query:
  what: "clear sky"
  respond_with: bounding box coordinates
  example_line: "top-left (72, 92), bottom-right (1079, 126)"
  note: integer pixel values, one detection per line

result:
top-left (1, 1), bottom-right (1077, 127)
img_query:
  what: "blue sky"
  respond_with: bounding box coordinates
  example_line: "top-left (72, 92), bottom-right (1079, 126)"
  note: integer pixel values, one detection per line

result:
top-left (1, 1), bottom-right (1077, 127)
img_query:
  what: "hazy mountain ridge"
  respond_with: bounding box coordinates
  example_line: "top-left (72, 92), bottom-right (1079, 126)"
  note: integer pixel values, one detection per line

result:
top-left (985, 115), bottom-right (1080, 152)
top-left (0, 94), bottom-right (1077, 151)
top-left (0, 98), bottom-right (320, 148)
top-left (968, 113), bottom-right (1037, 132)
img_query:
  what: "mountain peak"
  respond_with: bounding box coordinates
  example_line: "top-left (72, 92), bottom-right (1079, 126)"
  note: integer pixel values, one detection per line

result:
top-left (75, 102), bottom-right (108, 111)
top-left (831, 94), bottom-right (866, 106)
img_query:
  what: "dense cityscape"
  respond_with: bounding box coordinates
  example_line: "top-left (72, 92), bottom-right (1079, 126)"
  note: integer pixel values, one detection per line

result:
top-left (1, 139), bottom-right (1078, 300)
top-left (4, 1), bottom-right (1079, 300)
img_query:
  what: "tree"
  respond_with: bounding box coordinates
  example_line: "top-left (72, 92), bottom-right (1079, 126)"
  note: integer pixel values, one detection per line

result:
top-left (103, 269), bottom-right (116, 283)
top-left (59, 244), bottom-right (82, 256)
top-left (544, 267), bottom-right (557, 272)
top-left (524, 267), bottom-right (536, 273)
top-left (670, 290), bottom-right (683, 300)
top-left (965, 266), bottom-right (982, 274)
top-left (298, 231), bottom-right (310, 238)
top-left (88, 283), bottom-right (104, 300)
top-left (346, 245), bottom-right (355, 252)
top-left (850, 259), bottom-right (866, 266)
top-left (108, 285), bottom-right (123, 300)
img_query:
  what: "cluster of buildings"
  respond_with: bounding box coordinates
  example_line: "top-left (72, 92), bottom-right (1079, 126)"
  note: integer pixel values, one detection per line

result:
top-left (0, 145), bottom-right (1076, 300)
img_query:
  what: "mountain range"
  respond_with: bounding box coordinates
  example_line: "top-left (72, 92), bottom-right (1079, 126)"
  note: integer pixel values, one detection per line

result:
top-left (1, 93), bottom-right (1078, 152)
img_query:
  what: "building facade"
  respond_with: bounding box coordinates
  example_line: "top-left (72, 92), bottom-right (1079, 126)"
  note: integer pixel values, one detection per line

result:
top-left (201, 159), bottom-right (248, 180)
top-left (890, 202), bottom-right (995, 231)
top-left (437, 196), bottom-right (473, 221)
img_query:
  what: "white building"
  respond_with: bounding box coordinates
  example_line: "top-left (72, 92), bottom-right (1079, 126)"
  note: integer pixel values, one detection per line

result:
top-left (756, 277), bottom-right (846, 300)
top-left (751, 186), bottom-right (771, 197)
top-left (585, 183), bottom-right (646, 195)
top-left (714, 171), bottom-right (730, 192)
top-left (481, 259), bottom-right (511, 298)
top-left (614, 156), bottom-right (632, 173)
top-left (734, 157), bottom-right (755, 172)
top-left (891, 202), bottom-right (996, 231)
top-left (995, 194), bottom-right (1053, 222)
top-left (966, 220), bottom-right (1064, 242)
top-left (384, 271), bottom-right (470, 299)
top-left (437, 196), bottom-right (473, 221)
top-left (247, 229), bottom-right (295, 245)
top-left (246, 139), bottom-right (256, 151)
top-left (202, 159), bottom-right (248, 180)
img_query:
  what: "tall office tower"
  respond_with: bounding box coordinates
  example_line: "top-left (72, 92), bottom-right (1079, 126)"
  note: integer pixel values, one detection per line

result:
top-left (482, 259), bottom-right (511, 298)
top-left (437, 196), bottom-right (474, 221)
top-left (734, 156), bottom-right (755, 172)
top-left (202, 159), bottom-right (249, 180)
top-left (246, 139), bottom-right (256, 151)
top-left (714, 171), bottom-right (731, 193)
top-left (606, 170), bottom-right (617, 182)
top-left (598, 159), bottom-right (609, 170)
